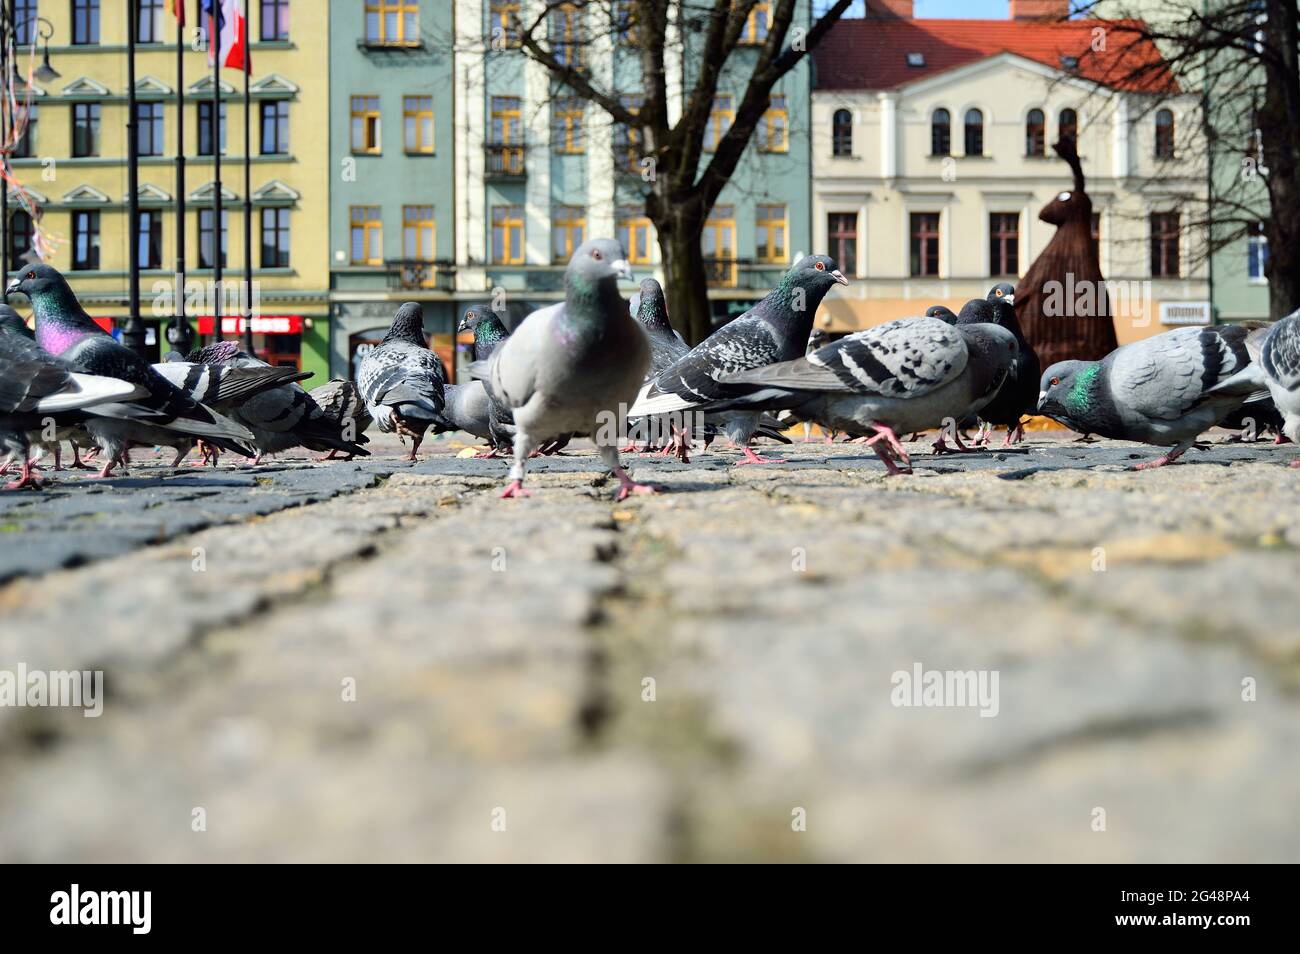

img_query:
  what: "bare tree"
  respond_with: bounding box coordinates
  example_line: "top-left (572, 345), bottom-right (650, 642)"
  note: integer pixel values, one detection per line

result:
top-left (508, 0), bottom-right (854, 342)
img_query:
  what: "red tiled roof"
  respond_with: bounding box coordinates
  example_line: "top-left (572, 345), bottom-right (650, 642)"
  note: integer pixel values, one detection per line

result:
top-left (813, 18), bottom-right (1178, 94)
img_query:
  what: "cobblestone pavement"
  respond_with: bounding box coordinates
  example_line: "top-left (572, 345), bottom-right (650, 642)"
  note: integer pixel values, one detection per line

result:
top-left (1, 429), bottom-right (1298, 862)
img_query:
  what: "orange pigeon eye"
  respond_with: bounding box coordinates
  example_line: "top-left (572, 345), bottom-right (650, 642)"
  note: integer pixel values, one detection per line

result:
top-left (592, 249), bottom-right (603, 261)
top-left (1050, 376), bottom-right (1060, 386)
top-left (815, 261), bottom-right (825, 271)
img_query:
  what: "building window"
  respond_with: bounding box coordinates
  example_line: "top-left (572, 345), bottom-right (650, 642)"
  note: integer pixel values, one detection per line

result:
top-left (365, 0), bottom-right (418, 45)
top-left (616, 0), bottom-right (638, 45)
top-left (909, 212), bottom-right (940, 277)
top-left (137, 210), bottom-right (162, 269)
top-left (617, 207), bottom-right (653, 265)
top-left (931, 108), bottom-right (950, 156)
top-left (72, 103), bottom-right (101, 157)
top-left (138, 0), bottom-right (164, 43)
top-left (9, 210), bottom-right (33, 266)
top-left (402, 205), bottom-right (435, 262)
top-left (72, 210), bottom-right (100, 270)
top-left (552, 98), bottom-right (584, 154)
top-left (742, 2), bottom-right (770, 44)
top-left (488, 96), bottom-right (524, 174)
top-left (1059, 108), bottom-right (1078, 148)
top-left (1091, 212), bottom-right (1101, 243)
top-left (260, 0), bottom-right (290, 41)
top-left (703, 205), bottom-right (736, 287)
top-left (73, 0), bottom-right (100, 45)
top-left (13, 104), bottom-right (35, 158)
top-left (964, 109), bottom-right (983, 157)
top-left (706, 94), bottom-right (733, 151)
top-left (989, 213), bottom-right (1019, 276)
top-left (261, 208), bottom-right (291, 267)
top-left (199, 208), bottom-right (229, 269)
top-left (552, 205), bottom-right (586, 263)
top-left (832, 108), bottom-right (852, 157)
top-left (260, 100), bottom-right (289, 155)
top-left (615, 95), bottom-right (642, 174)
top-left (198, 101), bottom-right (227, 156)
top-left (14, 0), bottom-right (37, 45)
top-left (759, 95), bottom-right (788, 153)
top-left (755, 204), bottom-right (787, 264)
top-left (1155, 108), bottom-right (1175, 159)
top-left (828, 212), bottom-right (857, 278)
top-left (549, 3), bottom-right (585, 72)
top-left (403, 96), bottom-right (434, 154)
top-left (490, 1), bottom-right (520, 47)
top-left (1247, 223), bottom-right (1268, 281)
top-left (492, 205), bottom-right (525, 265)
top-left (351, 95), bottom-right (381, 153)
top-left (349, 206), bottom-right (382, 265)
top-left (1026, 108), bottom-right (1045, 156)
top-left (1150, 212), bottom-right (1180, 277)
top-left (135, 102), bottom-right (164, 157)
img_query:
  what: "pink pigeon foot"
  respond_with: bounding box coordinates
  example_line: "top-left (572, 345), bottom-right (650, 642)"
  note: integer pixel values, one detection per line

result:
top-left (735, 445), bottom-right (779, 465)
top-left (500, 479), bottom-right (532, 498)
top-left (1289, 460), bottom-right (1300, 468)
top-left (1132, 447), bottom-right (1188, 471)
top-left (3, 458), bottom-right (44, 490)
top-left (613, 465), bottom-right (656, 501)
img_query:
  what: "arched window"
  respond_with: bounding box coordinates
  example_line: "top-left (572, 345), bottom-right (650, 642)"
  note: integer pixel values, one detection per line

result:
top-left (964, 108), bottom-right (983, 157)
top-left (931, 108), bottom-right (951, 156)
top-left (1155, 108), bottom-right (1174, 158)
top-left (832, 108), bottom-right (852, 157)
top-left (9, 210), bottom-right (33, 267)
top-left (1025, 108), bottom-right (1046, 156)
top-left (1058, 108), bottom-right (1078, 148)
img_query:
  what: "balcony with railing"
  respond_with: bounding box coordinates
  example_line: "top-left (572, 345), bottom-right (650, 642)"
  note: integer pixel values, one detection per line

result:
top-left (386, 259), bottom-right (457, 292)
top-left (485, 143), bottom-right (526, 179)
top-left (704, 258), bottom-right (789, 291)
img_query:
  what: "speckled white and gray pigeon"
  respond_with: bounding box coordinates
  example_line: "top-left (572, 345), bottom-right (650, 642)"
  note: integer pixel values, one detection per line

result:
top-left (716, 316), bottom-right (1018, 475)
top-left (308, 378), bottom-right (373, 460)
top-left (1208, 311), bottom-right (1300, 465)
top-left (189, 340), bottom-right (369, 463)
top-left (628, 255), bottom-right (848, 464)
top-left (1038, 324), bottom-right (1261, 469)
top-left (356, 301), bottom-right (448, 461)
top-left (6, 263), bottom-right (257, 477)
top-left (469, 238), bottom-right (650, 499)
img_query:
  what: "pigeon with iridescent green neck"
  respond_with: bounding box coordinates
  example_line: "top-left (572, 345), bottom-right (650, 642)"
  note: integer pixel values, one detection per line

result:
top-left (1037, 325), bottom-right (1262, 469)
top-left (458, 306), bottom-right (510, 361)
top-left (459, 305), bottom-right (514, 453)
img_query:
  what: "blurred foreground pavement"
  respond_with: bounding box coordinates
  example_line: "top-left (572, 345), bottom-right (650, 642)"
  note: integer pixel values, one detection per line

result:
top-left (1, 431), bottom-right (1298, 862)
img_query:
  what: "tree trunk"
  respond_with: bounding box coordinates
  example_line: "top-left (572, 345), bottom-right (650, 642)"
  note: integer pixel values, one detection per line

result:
top-left (1260, 0), bottom-right (1300, 318)
top-left (655, 214), bottom-right (712, 345)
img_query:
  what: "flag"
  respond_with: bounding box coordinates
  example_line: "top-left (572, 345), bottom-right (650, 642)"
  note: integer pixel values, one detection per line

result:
top-left (172, 0), bottom-right (186, 25)
top-left (203, 0), bottom-right (251, 73)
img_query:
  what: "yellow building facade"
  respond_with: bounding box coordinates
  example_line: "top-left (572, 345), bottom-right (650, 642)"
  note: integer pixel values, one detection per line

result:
top-left (7, 2), bottom-right (330, 378)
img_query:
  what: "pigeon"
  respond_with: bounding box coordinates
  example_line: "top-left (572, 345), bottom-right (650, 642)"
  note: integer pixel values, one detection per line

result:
top-left (633, 277), bottom-right (689, 377)
top-left (1037, 324), bottom-right (1263, 469)
top-left (189, 341), bottom-right (369, 462)
top-left (435, 379), bottom-right (494, 445)
top-left (628, 254), bottom-right (849, 464)
top-left (925, 305), bottom-right (958, 325)
top-left (469, 237), bottom-right (651, 499)
top-left (356, 302), bottom-right (448, 461)
top-left (459, 305), bottom-right (516, 454)
top-left (308, 378), bottom-right (373, 460)
top-left (953, 283), bottom-right (1041, 445)
top-left (0, 324), bottom-right (149, 488)
top-left (5, 263), bottom-right (257, 477)
top-left (1207, 312), bottom-right (1300, 464)
top-left (715, 316), bottom-right (1019, 475)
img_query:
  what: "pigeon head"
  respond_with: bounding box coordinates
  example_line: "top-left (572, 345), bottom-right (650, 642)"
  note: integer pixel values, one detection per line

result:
top-left (988, 282), bottom-right (1016, 307)
top-left (0, 304), bottom-right (34, 340)
top-left (383, 302), bottom-right (427, 346)
top-left (458, 305), bottom-right (506, 338)
top-left (5, 263), bottom-right (67, 304)
top-left (787, 255), bottom-right (849, 293)
top-left (566, 238), bottom-right (633, 291)
top-left (635, 277), bottom-right (670, 331)
top-left (1037, 359), bottom-right (1096, 428)
top-left (955, 298), bottom-right (995, 325)
top-left (925, 305), bottom-right (958, 325)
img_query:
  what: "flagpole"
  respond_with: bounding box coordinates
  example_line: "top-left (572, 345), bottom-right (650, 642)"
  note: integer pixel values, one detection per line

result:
top-left (211, 5), bottom-right (222, 342)
top-left (172, 2), bottom-right (189, 354)
top-left (242, 43), bottom-right (252, 354)
top-left (123, 0), bottom-right (146, 358)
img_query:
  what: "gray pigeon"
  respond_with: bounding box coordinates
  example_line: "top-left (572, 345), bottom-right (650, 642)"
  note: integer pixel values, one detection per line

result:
top-left (1208, 312), bottom-right (1300, 464)
top-left (459, 305), bottom-right (516, 454)
top-left (308, 378), bottom-right (373, 460)
top-left (925, 305), bottom-right (958, 325)
top-left (628, 255), bottom-right (848, 464)
top-left (1038, 324), bottom-right (1262, 469)
top-left (717, 316), bottom-right (1019, 475)
top-left (356, 302), bottom-right (448, 460)
top-left (469, 237), bottom-right (650, 499)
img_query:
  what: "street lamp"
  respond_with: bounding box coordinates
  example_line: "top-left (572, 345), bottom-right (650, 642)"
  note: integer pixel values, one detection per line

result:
top-left (1, 11), bottom-right (58, 280)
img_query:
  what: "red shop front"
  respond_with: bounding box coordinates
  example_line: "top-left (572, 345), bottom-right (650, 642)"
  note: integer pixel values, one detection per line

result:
top-left (196, 315), bottom-right (305, 369)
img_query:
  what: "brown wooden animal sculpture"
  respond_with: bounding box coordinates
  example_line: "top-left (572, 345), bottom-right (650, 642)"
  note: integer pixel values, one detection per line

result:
top-left (1015, 138), bottom-right (1119, 369)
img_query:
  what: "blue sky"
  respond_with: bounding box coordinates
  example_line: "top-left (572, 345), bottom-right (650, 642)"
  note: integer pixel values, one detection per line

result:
top-left (816, 1), bottom-right (1012, 17)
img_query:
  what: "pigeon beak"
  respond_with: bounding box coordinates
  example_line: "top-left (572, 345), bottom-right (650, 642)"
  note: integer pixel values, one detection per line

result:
top-left (1003, 293), bottom-right (1015, 306)
top-left (4, 277), bottom-right (19, 299)
top-left (1037, 391), bottom-right (1048, 412)
top-left (831, 270), bottom-right (849, 286)
top-left (612, 259), bottom-right (633, 282)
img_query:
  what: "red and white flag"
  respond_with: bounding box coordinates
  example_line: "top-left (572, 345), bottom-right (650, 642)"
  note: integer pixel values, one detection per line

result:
top-left (172, 0), bottom-right (186, 26)
top-left (203, 0), bottom-right (251, 73)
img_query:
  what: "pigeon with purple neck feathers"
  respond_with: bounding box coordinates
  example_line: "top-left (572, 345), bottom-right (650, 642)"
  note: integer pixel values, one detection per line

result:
top-left (356, 302), bottom-right (448, 460)
top-left (5, 263), bottom-right (256, 476)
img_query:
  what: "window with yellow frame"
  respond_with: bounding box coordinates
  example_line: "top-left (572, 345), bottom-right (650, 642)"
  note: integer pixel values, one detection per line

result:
top-left (490, 1), bottom-right (521, 47)
top-left (615, 95), bottom-right (643, 174)
top-left (350, 95), bottom-right (381, 154)
top-left (551, 206), bottom-right (586, 263)
top-left (755, 204), bottom-right (787, 263)
top-left (759, 94), bottom-right (788, 153)
top-left (492, 205), bottom-right (525, 265)
top-left (403, 96), bottom-right (434, 154)
top-left (616, 0), bottom-right (638, 46)
top-left (617, 207), bottom-right (654, 264)
top-left (552, 98), bottom-right (584, 154)
top-left (741, 2), bottom-right (771, 45)
top-left (549, 3), bottom-right (586, 72)
top-left (350, 206), bottom-right (383, 265)
top-left (402, 205), bottom-right (437, 286)
top-left (706, 94), bottom-right (733, 152)
top-left (703, 205), bottom-right (737, 286)
top-left (365, 0), bottom-right (418, 46)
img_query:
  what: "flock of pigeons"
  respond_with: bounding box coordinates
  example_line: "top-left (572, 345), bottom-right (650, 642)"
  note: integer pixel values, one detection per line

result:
top-left (2, 243), bottom-right (1299, 497)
